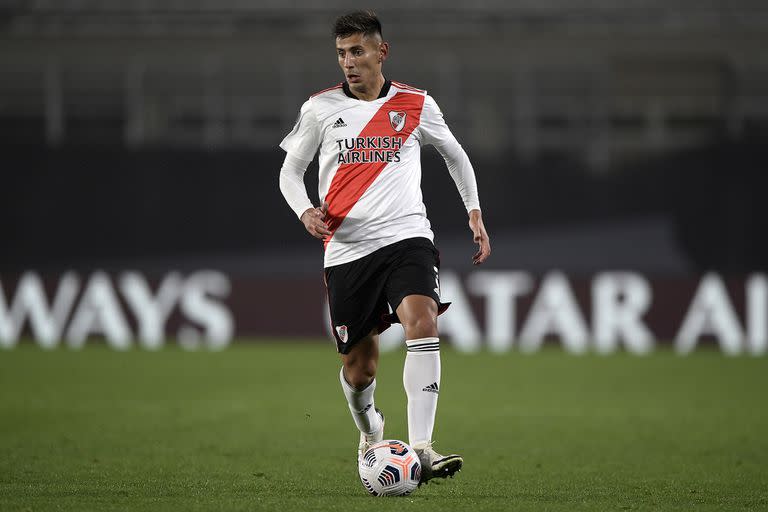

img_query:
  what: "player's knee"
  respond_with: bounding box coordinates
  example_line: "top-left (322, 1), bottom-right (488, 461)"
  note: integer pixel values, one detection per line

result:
top-left (402, 315), bottom-right (438, 339)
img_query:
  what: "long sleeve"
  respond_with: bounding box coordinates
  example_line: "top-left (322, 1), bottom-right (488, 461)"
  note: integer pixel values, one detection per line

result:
top-left (435, 137), bottom-right (481, 213)
top-left (279, 153), bottom-right (314, 219)
top-left (417, 95), bottom-right (481, 213)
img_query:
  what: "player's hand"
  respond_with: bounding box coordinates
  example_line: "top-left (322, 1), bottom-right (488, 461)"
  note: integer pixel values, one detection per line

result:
top-left (469, 209), bottom-right (491, 265)
top-left (301, 202), bottom-right (332, 240)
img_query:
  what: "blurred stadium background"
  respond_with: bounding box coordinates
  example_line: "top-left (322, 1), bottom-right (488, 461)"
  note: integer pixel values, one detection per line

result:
top-left (2, 3), bottom-right (768, 510)
top-left (1, 0), bottom-right (767, 353)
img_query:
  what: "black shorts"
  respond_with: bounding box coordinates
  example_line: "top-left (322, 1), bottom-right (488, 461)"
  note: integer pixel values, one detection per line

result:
top-left (324, 237), bottom-right (451, 354)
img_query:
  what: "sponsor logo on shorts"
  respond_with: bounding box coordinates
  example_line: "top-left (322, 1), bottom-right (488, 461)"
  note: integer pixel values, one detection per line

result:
top-left (336, 325), bottom-right (348, 343)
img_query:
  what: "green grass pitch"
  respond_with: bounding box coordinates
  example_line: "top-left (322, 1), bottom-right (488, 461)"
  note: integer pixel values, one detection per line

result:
top-left (1, 342), bottom-right (767, 511)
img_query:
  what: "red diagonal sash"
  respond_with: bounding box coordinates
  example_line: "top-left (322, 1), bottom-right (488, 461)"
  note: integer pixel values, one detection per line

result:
top-left (324, 92), bottom-right (425, 248)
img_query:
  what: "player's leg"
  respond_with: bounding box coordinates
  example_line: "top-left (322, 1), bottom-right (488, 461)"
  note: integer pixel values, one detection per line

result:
top-left (339, 328), bottom-right (383, 437)
top-left (340, 327), bottom-right (379, 389)
top-left (326, 250), bottom-right (390, 461)
top-left (384, 238), bottom-right (462, 482)
top-left (339, 330), bottom-right (386, 461)
top-left (396, 294), bottom-right (440, 446)
top-left (397, 295), bottom-right (462, 481)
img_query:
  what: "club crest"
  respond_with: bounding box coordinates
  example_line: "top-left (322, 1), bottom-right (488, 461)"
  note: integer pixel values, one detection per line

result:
top-left (388, 111), bottom-right (406, 132)
top-left (335, 325), bottom-right (348, 343)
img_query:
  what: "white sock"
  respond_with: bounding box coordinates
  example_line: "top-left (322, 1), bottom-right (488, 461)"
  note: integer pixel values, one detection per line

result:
top-left (339, 366), bottom-right (382, 435)
top-left (403, 337), bottom-right (441, 446)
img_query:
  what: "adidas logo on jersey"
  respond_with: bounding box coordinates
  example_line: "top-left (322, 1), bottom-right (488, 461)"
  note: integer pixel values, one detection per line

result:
top-left (422, 382), bottom-right (440, 394)
top-left (332, 117), bottom-right (347, 128)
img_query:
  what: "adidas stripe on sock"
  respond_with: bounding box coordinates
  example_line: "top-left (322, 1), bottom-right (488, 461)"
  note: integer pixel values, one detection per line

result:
top-left (406, 338), bottom-right (441, 353)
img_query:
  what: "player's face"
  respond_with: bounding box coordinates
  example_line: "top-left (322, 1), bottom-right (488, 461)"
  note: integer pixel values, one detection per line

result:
top-left (336, 33), bottom-right (387, 92)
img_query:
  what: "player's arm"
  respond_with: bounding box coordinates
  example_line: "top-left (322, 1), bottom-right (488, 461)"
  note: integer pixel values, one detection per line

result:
top-left (419, 95), bottom-right (491, 265)
top-left (468, 208), bottom-right (490, 265)
top-left (278, 99), bottom-right (329, 240)
top-left (278, 154), bottom-right (331, 240)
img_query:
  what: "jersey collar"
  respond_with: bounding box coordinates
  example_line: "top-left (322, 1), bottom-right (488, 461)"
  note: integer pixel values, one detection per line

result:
top-left (342, 78), bottom-right (391, 100)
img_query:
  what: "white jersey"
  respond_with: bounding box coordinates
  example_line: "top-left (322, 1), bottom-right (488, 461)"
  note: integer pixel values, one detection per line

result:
top-left (280, 80), bottom-right (479, 268)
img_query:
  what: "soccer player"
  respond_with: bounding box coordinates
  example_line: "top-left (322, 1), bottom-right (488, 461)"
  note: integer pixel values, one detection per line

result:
top-left (279, 11), bottom-right (490, 483)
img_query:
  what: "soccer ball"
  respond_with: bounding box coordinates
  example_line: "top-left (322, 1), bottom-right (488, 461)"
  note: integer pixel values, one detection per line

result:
top-left (358, 439), bottom-right (421, 497)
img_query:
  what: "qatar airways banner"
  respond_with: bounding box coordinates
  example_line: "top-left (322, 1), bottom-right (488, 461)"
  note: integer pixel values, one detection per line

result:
top-left (0, 270), bottom-right (766, 355)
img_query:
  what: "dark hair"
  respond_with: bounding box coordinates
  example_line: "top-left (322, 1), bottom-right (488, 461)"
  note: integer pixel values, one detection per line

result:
top-left (333, 10), bottom-right (382, 40)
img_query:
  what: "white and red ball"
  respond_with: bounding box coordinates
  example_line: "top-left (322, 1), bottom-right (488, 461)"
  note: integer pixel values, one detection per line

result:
top-left (358, 439), bottom-right (421, 497)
